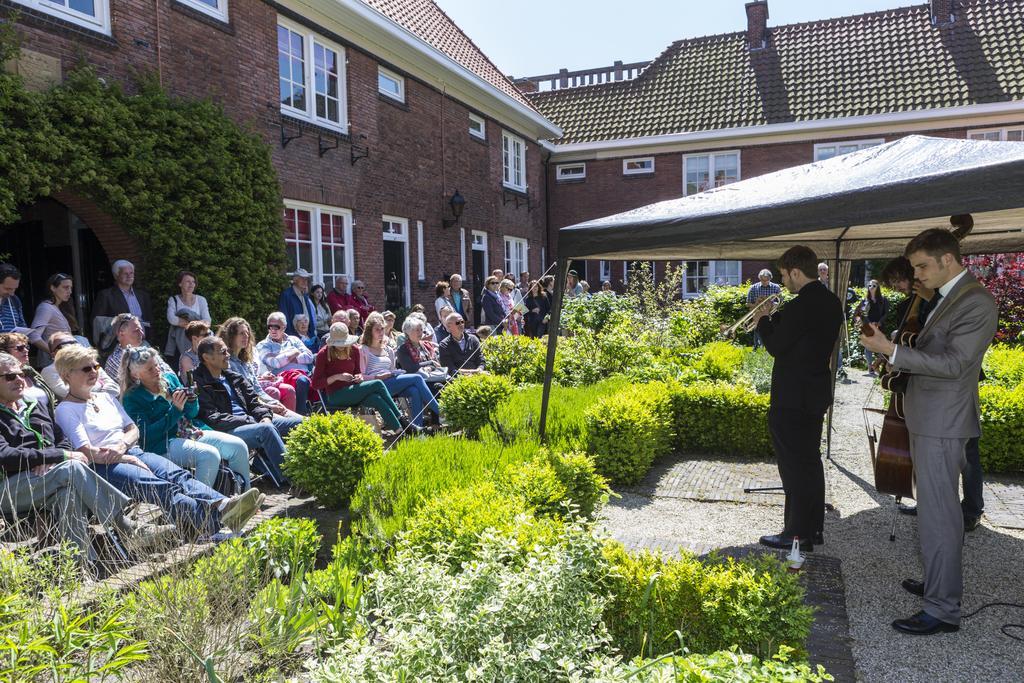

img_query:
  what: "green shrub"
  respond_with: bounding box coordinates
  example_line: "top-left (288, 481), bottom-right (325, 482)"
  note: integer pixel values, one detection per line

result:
top-left (283, 412), bottom-right (382, 508)
top-left (191, 538), bottom-right (258, 618)
top-left (585, 381), bottom-right (675, 485)
top-left (696, 341), bottom-right (748, 381)
top-left (672, 382), bottom-right (772, 456)
top-left (983, 344), bottom-right (1024, 389)
top-left (481, 334), bottom-right (547, 384)
top-left (739, 347), bottom-right (774, 394)
top-left (126, 575), bottom-right (210, 683)
top-left (315, 521), bottom-right (613, 683)
top-left (499, 449), bottom-right (609, 520)
top-left (439, 372), bottom-right (514, 437)
top-left (602, 543), bottom-right (813, 659)
top-left (246, 517), bottom-right (322, 582)
top-left (622, 646), bottom-right (833, 682)
top-left (980, 384), bottom-right (1024, 473)
top-left (248, 572), bottom-right (322, 667)
top-left (350, 435), bottom-right (541, 545)
top-left (554, 328), bottom-right (642, 386)
top-left (561, 291), bottom-right (637, 334)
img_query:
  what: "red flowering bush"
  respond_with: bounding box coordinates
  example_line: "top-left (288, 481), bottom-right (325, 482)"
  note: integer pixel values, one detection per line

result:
top-left (966, 254), bottom-right (1024, 344)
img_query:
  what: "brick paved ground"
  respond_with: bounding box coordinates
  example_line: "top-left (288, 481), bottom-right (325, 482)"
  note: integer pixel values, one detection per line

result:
top-left (984, 475), bottom-right (1024, 530)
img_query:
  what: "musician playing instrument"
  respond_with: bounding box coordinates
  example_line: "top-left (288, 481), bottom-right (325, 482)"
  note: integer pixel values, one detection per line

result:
top-left (861, 229), bottom-right (996, 636)
top-left (753, 246), bottom-right (843, 552)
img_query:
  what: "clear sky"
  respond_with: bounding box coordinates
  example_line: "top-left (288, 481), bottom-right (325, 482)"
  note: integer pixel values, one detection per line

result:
top-left (434, 0), bottom-right (913, 78)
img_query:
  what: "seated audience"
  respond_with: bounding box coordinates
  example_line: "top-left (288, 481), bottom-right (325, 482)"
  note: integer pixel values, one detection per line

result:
top-left (476, 325), bottom-right (493, 342)
top-left (580, 280), bottom-right (591, 296)
top-left (310, 323), bottom-right (409, 432)
top-left (195, 336), bottom-right (300, 486)
top-left (293, 313), bottom-right (319, 355)
top-left (256, 312), bottom-right (313, 415)
top-left (439, 313), bottom-right (485, 376)
top-left (396, 316), bottom-right (448, 393)
top-left (498, 279), bottom-right (522, 335)
top-left (382, 311), bottom-right (400, 349)
top-left (165, 270), bottom-right (211, 363)
top-left (53, 345), bottom-right (263, 539)
top-left (32, 272), bottom-right (80, 362)
top-left (347, 309), bottom-right (364, 337)
top-left (434, 281), bottom-right (454, 322)
top-left (121, 346), bottom-right (251, 489)
top-left (361, 313), bottom-right (439, 428)
top-left (42, 333), bottom-right (119, 400)
top-left (0, 263), bottom-right (47, 353)
top-left (277, 268), bottom-right (316, 337)
top-left (0, 332), bottom-right (56, 408)
top-left (601, 280), bottom-right (614, 294)
top-left (218, 317), bottom-right (302, 419)
top-left (349, 280), bottom-right (375, 323)
top-left (92, 259), bottom-right (154, 342)
top-left (104, 313), bottom-right (169, 384)
top-left (311, 285), bottom-right (332, 337)
top-left (178, 320), bottom-right (210, 374)
top-left (0, 352), bottom-right (174, 567)
top-left (327, 275), bottom-right (352, 313)
top-left (434, 306), bottom-right (453, 343)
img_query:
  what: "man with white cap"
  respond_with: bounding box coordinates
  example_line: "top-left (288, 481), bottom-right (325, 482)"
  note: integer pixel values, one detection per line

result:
top-left (277, 268), bottom-right (317, 337)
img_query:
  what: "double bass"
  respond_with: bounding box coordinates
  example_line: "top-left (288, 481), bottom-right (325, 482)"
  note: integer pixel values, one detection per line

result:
top-left (862, 215), bottom-right (974, 504)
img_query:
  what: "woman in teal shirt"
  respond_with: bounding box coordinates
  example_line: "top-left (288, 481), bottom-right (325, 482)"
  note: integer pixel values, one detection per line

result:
top-left (120, 346), bottom-right (250, 488)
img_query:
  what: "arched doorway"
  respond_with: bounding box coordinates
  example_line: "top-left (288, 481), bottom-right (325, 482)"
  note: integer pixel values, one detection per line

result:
top-left (0, 198), bottom-right (115, 342)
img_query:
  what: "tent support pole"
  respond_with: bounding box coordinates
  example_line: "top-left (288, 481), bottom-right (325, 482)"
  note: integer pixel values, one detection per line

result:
top-left (539, 260), bottom-right (570, 444)
top-left (826, 231), bottom-right (849, 462)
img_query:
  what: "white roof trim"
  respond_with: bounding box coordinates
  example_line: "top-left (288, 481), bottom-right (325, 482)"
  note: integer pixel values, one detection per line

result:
top-left (339, 0), bottom-right (561, 140)
top-left (544, 100), bottom-right (1024, 156)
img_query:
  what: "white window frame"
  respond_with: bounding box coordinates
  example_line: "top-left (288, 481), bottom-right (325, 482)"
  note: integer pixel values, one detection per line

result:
top-left (282, 200), bottom-right (354, 287)
top-left (683, 151), bottom-right (741, 195)
top-left (623, 157), bottom-right (655, 175)
top-left (277, 18), bottom-right (348, 133)
top-left (177, 0), bottom-right (228, 22)
top-left (378, 66), bottom-right (406, 103)
top-left (968, 127), bottom-right (1024, 142)
top-left (556, 163), bottom-right (586, 181)
top-left (469, 113), bottom-right (486, 140)
top-left (813, 138), bottom-right (884, 161)
top-left (382, 215), bottom-right (411, 307)
top-left (502, 131), bottom-right (527, 191)
top-left (471, 230), bottom-right (489, 277)
top-left (681, 260), bottom-right (743, 298)
top-left (504, 237), bottom-right (528, 279)
top-left (459, 228), bottom-right (467, 278)
top-left (599, 260), bottom-right (611, 283)
top-left (13, 0), bottom-right (110, 33)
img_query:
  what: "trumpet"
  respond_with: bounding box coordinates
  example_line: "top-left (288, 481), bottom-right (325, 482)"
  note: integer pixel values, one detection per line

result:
top-left (721, 294), bottom-right (782, 338)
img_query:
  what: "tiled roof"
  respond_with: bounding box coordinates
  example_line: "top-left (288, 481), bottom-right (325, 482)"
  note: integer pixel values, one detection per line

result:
top-left (359, 0), bottom-right (538, 112)
top-left (528, 1), bottom-right (1024, 145)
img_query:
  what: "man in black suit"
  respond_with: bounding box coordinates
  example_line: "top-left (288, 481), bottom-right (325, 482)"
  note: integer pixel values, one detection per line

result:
top-left (92, 259), bottom-right (154, 345)
top-left (755, 246), bottom-right (843, 551)
top-left (438, 312), bottom-right (485, 377)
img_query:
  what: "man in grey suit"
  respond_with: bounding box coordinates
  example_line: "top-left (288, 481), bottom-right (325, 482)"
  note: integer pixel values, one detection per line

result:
top-left (862, 228), bottom-right (997, 636)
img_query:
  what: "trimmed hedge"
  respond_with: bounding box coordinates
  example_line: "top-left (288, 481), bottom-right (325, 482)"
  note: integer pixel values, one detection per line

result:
top-left (983, 344), bottom-right (1024, 389)
top-left (438, 373), bottom-right (513, 437)
top-left (602, 542), bottom-right (813, 659)
top-left (672, 382), bottom-right (772, 457)
top-left (980, 384), bottom-right (1024, 474)
top-left (282, 412), bottom-right (382, 508)
top-left (480, 334), bottom-right (547, 384)
top-left (584, 381), bottom-right (675, 485)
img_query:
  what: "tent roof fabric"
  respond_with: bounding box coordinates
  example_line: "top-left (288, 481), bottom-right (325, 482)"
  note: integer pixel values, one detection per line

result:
top-left (557, 135), bottom-right (1024, 260)
top-left (528, 1), bottom-right (1024, 145)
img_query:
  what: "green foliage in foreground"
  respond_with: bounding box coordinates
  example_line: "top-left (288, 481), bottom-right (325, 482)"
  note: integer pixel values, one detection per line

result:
top-left (614, 646), bottom-right (833, 682)
top-left (283, 412), bottom-right (382, 508)
top-left (979, 384), bottom-right (1024, 473)
top-left (439, 373), bottom-right (515, 437)
top-left (584, 381), bottom-right (676, 485)
top-left (983, 344), bottom-right (1024, 389)
top-left (672, 382), bottom-right (772, 457)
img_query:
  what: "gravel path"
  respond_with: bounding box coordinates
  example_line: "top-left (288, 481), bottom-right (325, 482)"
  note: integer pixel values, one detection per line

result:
top-left (600, 373), bottom-right (1024, 682)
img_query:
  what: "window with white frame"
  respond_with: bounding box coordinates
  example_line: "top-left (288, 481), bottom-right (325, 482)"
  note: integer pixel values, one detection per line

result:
top-left (178, 0), bottom-right (227, 22)
top-left (599, 260), bottom-right (611, 283)
top-left (968, 127), bottom-right (1024, 142)
top-left (682, 260), bottom-right (742, 297)
top-left (469, 113), bottom-right (486, 140)
top-left (283, 202), bottom-right (354, 286)
top-left (623, 157), bottom-right (655, 175)
top-left (556, 163), bottom-right (586, 181)
top-left (378, 66), bottom-right (405, 102)
top-left (277, 19), bottom-right (347, 132)
top-left (13, 0), bottom-right (110, 33)
top-left (684, 152), bottom-right (740, 195)
top-left (504, 237), bottom-right (528, 278)
top-left (502, 131), bottom-right (527, 191)
top-left (814, 138), bottom-right (883, 161)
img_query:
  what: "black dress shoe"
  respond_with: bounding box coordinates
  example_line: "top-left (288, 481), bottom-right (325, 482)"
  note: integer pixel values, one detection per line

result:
top-left (898, 503), bottom-right (918, 516)
top-left (759, 534), bottom-right (813, 551)
top-left (901, 578), bottom-right (924, 597)
top-left (963, 515), bottom-right (981, 532)
top-left (892, 610), bottom-right (959, 635)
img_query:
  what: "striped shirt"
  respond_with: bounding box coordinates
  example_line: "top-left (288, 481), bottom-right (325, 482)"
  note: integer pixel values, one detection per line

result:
top-left (0, 296), bottom-right (26, 333)
top-left (746, 281), bottom-right (781, 304)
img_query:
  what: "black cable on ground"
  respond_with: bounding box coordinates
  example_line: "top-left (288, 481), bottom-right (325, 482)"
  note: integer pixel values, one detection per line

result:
top-left (962, 602), bottom-right (1024, 642)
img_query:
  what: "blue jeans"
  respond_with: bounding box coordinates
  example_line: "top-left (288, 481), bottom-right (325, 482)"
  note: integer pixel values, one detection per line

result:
top-left (229, 416), bottom-right (302, 485)
top-left (382, 374), bottom-right (440, 427)
top-left (93, 449), bottom-right (225, 538)
top-left (293, 374), bottom-right (311, 415)
top-left (165, 431), bottom-right (252, 489)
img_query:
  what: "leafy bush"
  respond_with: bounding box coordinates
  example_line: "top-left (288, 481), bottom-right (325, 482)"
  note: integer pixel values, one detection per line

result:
top-left (695, 341), bottom-right (748, 381)
top-left (500, 449), bottom-right (608, 520)
top-left (561, 292), bottom-right (636, 334)
top-left (246, 517), bottom-right (322, 582)
top-left (126, 575), bottom-right (210, 683)
top-left (585, 382), bottom-right (675, 485)
top-left (248, 572), bottom-right (321, 665)
top-left (979, 384), bottom-right (1024, 473)
top-left (191, 538), bottom-right (258, 619)
top-left (315, 522), bottom-right (613, 683)
top-left (553, 328), bottom-right (643, 387)
top-left (739, 347), bottom-right (774, 394)
top-left (283, 412), bottom-right (382, 508)
top-left (616, 646), bottom-right (833, 682)
top-left (481, 334), bottom-right (547, 384)
top-left (439, 373), bottom-right (514, 437)
top-left (351, 435), bottom-right (541, 545)
top-left (672, 383), bottom-right (772, 457)
top-left (602, 543), bottom-right (813, 660)
top-left (983, 344), bottom-right (1024, 389)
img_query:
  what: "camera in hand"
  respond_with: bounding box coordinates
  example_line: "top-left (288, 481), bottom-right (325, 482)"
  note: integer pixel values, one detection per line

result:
top-left (181, 369), bottom-right (197, 399)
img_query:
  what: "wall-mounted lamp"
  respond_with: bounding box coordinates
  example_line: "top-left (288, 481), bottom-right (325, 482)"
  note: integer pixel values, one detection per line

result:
top-left (442, 190), bottom-right (466, 228)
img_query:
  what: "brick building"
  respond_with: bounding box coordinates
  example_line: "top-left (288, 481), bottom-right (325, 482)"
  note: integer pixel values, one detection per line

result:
top-left (2, 0), bottom-right (558, 324)
top-left (521, 0), bottom-right (1024, 296)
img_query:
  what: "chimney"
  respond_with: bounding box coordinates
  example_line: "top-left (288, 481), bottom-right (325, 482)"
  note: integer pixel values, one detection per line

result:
top-left (930, 0), bottom-right (955, 26)
top-left (746, 1), bottom-right (769, 50)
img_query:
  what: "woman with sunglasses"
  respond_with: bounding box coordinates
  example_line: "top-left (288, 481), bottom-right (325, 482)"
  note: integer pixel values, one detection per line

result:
top-left (256, 311), bottom-right (313, 415)
top-left (0, 332), bottom-right (56, 408)
top-left (217, 317), bottom-right (301, 418)
top-left (858, 280), bottom-right (890, 376)
top-left (120, 346), bottom-right (251, 489)
top-left (349, 280), bottom-right (375, 324)
top-left (41, 333), bottom-right (120, 400)
top-left (53, 344), bottom-right (263, 539)
top-left (31, 273), bottom-right (80, 363)
top-left (360, 313), bottom-right (439, 428)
